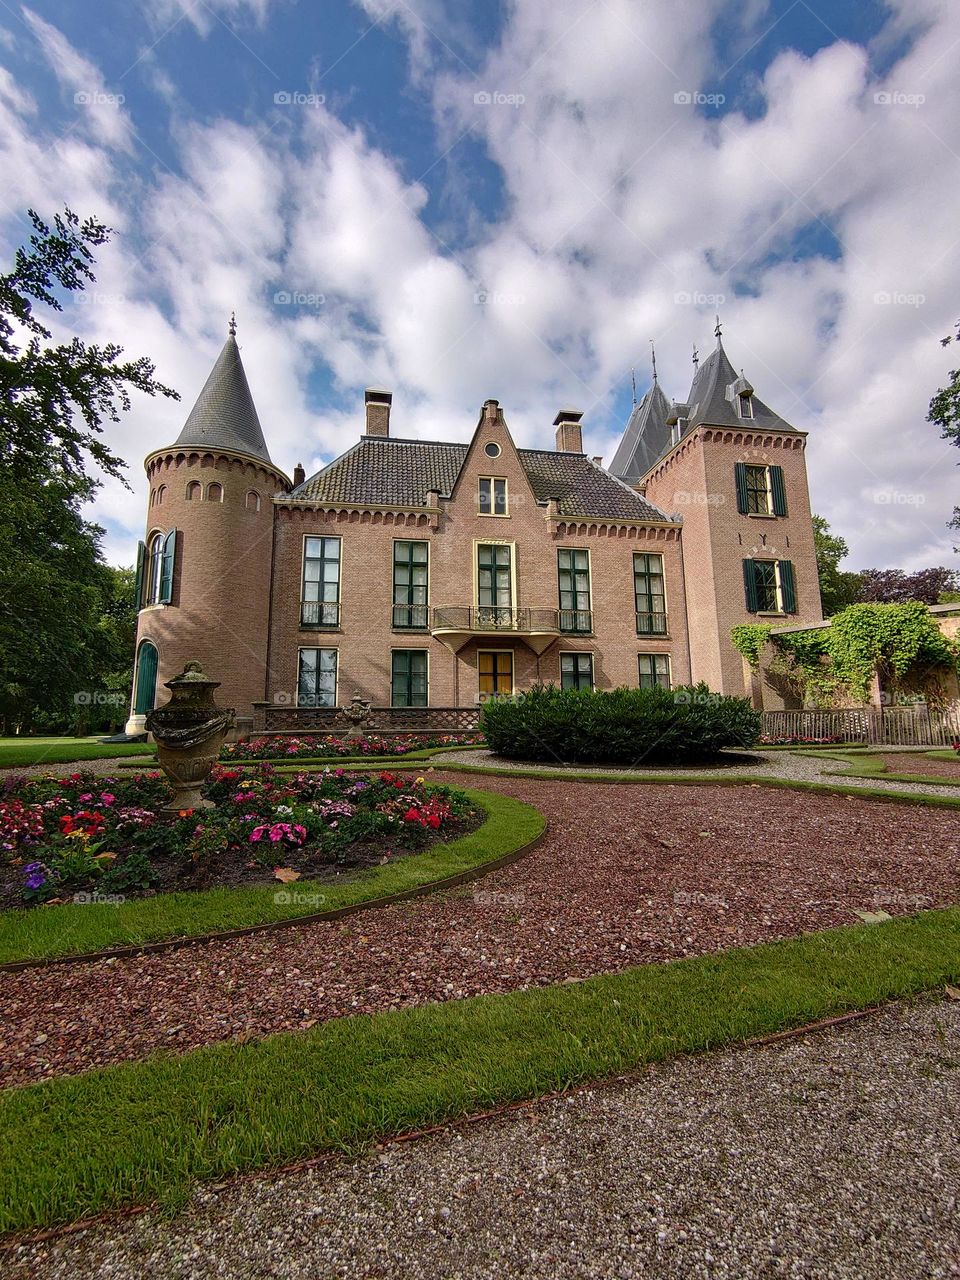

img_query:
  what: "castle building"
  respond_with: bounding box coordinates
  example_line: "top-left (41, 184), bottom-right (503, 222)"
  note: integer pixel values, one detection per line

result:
top-left (126, 320), bottom-right (823, 733)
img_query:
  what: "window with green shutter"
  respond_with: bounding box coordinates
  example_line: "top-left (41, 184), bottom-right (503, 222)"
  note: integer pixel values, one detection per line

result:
top-left (743, 559), bottom-right (797, 613)
top-left (560, 652), bottom-right (593, 690)
top-left (391, 650), bottom-right (428, 706)
top-left (393, 541), bottom-right (429, 628)
top-left (159, 529), bottom-right (176, 604)
top-left (557, 549), bottom-right (592, 632)
top-left (134, 540), bottom-right (146, 609)
top-left (769, 465), bottom-right (788, 516)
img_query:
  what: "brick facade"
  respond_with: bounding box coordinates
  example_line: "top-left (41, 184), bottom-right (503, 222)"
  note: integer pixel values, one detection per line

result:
top-left (126, 335), bottom-right (824, 729)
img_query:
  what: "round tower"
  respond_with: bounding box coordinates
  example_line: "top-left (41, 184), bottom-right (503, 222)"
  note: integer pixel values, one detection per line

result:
top-left (126, 318), bottom-right (290, 734)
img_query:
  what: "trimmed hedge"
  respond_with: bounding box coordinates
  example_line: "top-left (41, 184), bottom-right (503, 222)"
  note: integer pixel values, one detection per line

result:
top-left (480, 683), bottom-right (760, 764)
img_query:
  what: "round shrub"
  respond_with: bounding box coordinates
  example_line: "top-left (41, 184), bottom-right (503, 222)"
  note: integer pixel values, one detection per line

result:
top-left (479, 683), bottom-right (760, 765)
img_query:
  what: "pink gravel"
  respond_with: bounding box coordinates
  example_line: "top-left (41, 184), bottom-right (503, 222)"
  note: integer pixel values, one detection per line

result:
top-left (2, 773), bottom-right (959, 1088)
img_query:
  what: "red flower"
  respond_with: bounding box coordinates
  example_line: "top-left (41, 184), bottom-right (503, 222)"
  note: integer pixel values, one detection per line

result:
top-left (403, 807), bottom-right (421, 823)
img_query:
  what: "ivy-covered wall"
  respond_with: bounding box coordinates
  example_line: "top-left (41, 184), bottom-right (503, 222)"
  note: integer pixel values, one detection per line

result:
top-left (732, 603), bottom-right (960, 709)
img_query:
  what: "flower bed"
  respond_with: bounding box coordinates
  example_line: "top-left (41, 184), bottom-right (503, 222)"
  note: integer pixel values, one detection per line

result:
top-left (759, 734), bottom-right (850, 746)
top-left (221, 733), bottom-right (484, 761)
top-left (0, 767), bottom-right (478, 909)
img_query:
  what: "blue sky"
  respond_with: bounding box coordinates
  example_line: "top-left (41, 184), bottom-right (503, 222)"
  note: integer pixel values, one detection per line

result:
top-left (1, 0), bottom-right (958, 572)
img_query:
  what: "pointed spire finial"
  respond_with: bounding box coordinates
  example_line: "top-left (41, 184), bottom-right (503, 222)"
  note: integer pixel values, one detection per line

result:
top-left (650, 340), bottom-right (657, 384)
top-left (714, 313), bottom-right (722, 343)
top-left (228, 311), bottom-right (237, 337)
top-left (692, 342), bottom-right (699, 370)
top-left (630, 366), bottom-right (637, 406)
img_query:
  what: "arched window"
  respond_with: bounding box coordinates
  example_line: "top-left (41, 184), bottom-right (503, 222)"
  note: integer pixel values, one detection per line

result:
top-left (186, 480), bottom-right (202, 501)
top-left (207, 482), bottom-right (223, 502)
top-left (246, 489), bottom-right (261, 512)
top-left (147, 532), bottom-right (164, 604)
top-left (155, 484), bottom-right (166, 506)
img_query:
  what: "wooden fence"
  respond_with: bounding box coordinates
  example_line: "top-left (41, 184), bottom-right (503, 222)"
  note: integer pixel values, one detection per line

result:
top-left (761, 704), bottom-right (960, 746)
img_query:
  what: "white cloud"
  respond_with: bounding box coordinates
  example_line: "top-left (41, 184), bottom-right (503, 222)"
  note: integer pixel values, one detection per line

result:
top-left (22, 8), bottom-right (133, 152)
top-left (1, 0), bottom-right (958, 578)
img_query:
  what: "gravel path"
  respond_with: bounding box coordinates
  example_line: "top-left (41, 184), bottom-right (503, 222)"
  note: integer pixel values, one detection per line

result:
top-left (438, 748), bottom-right (960, 799)
top-left (8, 995), bottom-right (958, 1280)
top-left (2, 774), bottom-right (959, 1087)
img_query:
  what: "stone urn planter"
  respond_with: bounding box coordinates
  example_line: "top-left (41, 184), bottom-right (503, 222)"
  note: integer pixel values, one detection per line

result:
top-left (341, 692), bottom-right (373, 744)
top-left (145, 662), bottom-right (235, 814)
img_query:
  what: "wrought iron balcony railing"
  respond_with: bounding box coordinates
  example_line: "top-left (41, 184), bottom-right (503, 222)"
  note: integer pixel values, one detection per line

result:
top-left (430, 606), bottom-right (591, 634)
top-left (392, 603), bottom-right (430, 629)
top-left (635, 611), bottom-right (668, 635)
top-left (300, 601), bottom-right (341, 628)
top-left (558, 608), bottom-right (593, 634)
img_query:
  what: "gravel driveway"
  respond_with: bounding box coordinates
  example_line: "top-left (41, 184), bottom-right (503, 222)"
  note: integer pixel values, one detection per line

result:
top-left (7, 995), bottom-right (958, 1280)
top-left (3, 774), bottom-right (959, 1087)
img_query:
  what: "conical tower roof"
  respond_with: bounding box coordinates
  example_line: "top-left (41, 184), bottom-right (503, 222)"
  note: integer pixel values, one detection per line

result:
top-left (609, 379), bottom-right (672, 482)
top-left (683, 334), bottom-right (794, 433)
top-left (174, 318), bottom-right (272, 463)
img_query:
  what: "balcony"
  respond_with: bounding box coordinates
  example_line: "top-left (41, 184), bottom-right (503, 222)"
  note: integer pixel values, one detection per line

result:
top-left (636, 611), bottom-right (668, 635)
top-left (300, 601), bottom-right (340, 628)
top-left (430, 606), bottom-right (570, 654)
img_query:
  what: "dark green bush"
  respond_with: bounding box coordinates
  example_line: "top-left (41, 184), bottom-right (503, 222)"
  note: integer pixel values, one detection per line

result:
top-left (479, 683), bottom-right (760, 765)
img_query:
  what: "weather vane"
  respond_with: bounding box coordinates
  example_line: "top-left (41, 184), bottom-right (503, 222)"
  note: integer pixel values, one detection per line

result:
top-left (228, 311), bottom-right (237, 337)
top-left (650, 340), bottom-right (658, 384)
top-left (692, 342), bottom-right (699, 370)
top-left (714, 313), bottom-right (722, 341)
top-left (630, 366), bottom-right (637, 406)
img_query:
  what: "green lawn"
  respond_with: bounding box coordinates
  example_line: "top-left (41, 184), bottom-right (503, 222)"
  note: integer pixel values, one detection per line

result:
top-left (0, 788), bottom-right (544, 966)
top-left (0, 738), bottom-right (155, 769)
top-left (2, 906), bottom-right (957, 1235)
top-left (794, 748), bottom-right (960, 788)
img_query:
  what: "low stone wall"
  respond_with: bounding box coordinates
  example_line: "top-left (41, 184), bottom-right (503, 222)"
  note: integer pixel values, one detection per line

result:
top-left (251, 704), bottom-right (482, 735)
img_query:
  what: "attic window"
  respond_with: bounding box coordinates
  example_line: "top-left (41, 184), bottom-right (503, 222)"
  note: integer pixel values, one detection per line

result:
top-left (738, 393), bottom-right (753, 419)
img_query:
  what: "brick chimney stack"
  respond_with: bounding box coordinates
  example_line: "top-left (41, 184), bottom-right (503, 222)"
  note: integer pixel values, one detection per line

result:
top-left (293, 462), bottom-right (306, 487)
top-left (554, 409), bottom-right (584, 453)
top-left (364, 389), bottom-right (392, 437)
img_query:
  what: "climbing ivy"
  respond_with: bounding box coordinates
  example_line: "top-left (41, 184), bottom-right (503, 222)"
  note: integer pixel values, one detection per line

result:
top-left (730, 624), bottom-right (771, 668)
top-left (731, 603), bottom-right (960, 707)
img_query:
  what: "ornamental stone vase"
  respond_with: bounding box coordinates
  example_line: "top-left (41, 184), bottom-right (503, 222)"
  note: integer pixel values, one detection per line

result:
top-left (341, 691), bottom-right (373, 743)
top-left (145, 662), bottom-right (235, 814)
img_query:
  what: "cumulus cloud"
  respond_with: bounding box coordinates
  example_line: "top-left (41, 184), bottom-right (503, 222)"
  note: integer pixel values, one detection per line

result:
top-left (0, 0), bottom-right (958, 576)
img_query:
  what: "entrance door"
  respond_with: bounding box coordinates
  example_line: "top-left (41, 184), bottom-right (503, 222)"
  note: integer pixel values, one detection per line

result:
top-left (479, 650), bottom-right (513, 698)
top-left (133, 641), bottom-right (159, 715)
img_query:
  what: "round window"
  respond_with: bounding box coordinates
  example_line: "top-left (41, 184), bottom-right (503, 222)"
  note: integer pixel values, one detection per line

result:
top-left (484, 441), bottom-right (501, 458)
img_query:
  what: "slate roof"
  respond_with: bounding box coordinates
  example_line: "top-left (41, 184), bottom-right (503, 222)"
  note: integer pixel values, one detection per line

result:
top-left (608, 380), bottom-right (673, 482)
top-left (684, 340), bottom-right (796, 433)
top-left (173, 333), bottom-right (273, 464)
top-left (609, 338), bottom-right (799, 483)
top-left (291, 436), bottom-right (674, 522)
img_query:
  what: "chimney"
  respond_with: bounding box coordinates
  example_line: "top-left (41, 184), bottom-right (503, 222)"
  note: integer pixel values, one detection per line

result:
top-left (365, 388), bottom-right (392, 437)
top-left (293, 462), bottom-right (306, 487)
top-left (553, 409), bottom-right (583, 453)
top-left (592, 455), bottom-right (603, 467)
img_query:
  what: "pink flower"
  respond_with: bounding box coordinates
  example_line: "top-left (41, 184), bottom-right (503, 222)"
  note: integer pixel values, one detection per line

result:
top-left (99, 792), bottom-right (116, 807)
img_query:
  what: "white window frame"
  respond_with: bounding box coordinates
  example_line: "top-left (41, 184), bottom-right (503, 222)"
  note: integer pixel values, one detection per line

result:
top-left (478, 476), bottom-right (509, 517)
top-left (638, 653), bottom-right (671, 689)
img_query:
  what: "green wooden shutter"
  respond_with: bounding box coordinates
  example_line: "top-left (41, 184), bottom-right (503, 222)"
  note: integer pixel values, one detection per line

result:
top-left (159, 529), bottom-right (177, 604)
top-left (770, 465), bottom-right (788, 516)
top-left (734, 462), bottom-right (748, 514)
top-left (742, 559), bottom-right (759, 612)
top-left (134, 540), bottom-right (146, 609)
top-left (779, 559), bottom-right (796, 612)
